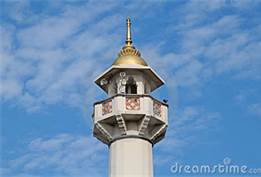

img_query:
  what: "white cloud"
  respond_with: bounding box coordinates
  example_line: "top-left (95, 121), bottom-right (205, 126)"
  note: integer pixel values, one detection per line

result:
top-left (0, 2), bottom-right (124, 111)
top-left (0, 1), bottom-right (161, 111)
top-left (1, 107), bottom-right (219, 173)
top-left (1, 1), bottom-right (260, 112)
top-left (143, 14), bottom-right (260, 102)
top-left (4, 134), bottom-right (106, 177)
top-left (154, 106), bottom-right (220, 165)
top-left (18, 18), bottom-right (78, 49)
top-left (1, 1), bottom-right (260, 172)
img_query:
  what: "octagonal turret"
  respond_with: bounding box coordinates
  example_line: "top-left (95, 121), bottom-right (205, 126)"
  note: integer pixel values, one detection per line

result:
top-left (92, 17), bottom-right (168, 147)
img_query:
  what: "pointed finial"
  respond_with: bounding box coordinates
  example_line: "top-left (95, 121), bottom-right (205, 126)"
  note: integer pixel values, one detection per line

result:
top-left (117, 16), bottom-right (142, 58)
top-left (126, 16), bottom-right (132, 46)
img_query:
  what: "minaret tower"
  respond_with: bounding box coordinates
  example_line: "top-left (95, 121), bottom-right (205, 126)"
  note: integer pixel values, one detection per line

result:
top-left (92, 17), bottom-right (168, 177)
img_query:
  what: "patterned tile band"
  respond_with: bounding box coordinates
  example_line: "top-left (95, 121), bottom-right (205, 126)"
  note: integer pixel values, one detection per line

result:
top-left (126, 97), bottom-right (140, 110)
top-left (102, 100), bottom-right (112, 115)
top-left (153, 101), bottom-right (162, 117)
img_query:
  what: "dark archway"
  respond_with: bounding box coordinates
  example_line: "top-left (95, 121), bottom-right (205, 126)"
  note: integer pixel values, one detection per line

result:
top-left (125, 76), bottom-right (137, 94)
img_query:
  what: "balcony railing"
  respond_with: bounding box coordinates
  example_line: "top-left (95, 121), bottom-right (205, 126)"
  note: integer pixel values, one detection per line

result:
top-left (93, 94), bottom-right (168, 123)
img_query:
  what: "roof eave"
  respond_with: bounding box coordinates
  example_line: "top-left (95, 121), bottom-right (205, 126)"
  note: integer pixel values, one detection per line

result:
top-left (94, 65), bottom-right (165, 93)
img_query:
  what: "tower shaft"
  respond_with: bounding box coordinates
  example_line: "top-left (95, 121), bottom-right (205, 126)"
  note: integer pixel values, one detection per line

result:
top-left (110, 138), bottom-right (153, 177)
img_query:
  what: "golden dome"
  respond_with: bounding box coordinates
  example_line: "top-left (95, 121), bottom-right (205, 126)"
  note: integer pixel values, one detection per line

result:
top-left (113, 54), bottom-right (148, 66)
top-left (112, 17), bottom-right (148, 66)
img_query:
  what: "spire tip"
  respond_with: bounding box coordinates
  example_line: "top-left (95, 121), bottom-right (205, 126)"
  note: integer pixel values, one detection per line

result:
top-left (126, 16), bottom-right (132, 46)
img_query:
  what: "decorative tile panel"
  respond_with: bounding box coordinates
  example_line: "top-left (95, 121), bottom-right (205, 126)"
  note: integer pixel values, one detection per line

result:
top-left (126, 97), bottom-right (140, 110)
top-left (102, 100), bottom-right (112, 115)
top-left (153, 101), bottom-right (162, 117)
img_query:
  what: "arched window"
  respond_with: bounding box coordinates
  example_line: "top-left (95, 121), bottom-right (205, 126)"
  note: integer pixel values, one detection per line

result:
top-left (125, 76), bottom-right (137, 94)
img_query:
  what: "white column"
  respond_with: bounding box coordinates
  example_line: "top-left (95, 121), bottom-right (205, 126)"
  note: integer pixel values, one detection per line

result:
top-left (109, 138), bottom-right (153, 177)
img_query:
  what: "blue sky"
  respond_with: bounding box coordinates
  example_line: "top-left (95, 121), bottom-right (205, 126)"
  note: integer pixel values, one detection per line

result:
top-left (0, 0), bottom-right (261, 177)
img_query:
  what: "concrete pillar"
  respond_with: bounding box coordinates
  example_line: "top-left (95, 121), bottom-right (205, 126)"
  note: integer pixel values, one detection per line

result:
top-left (109, 138), bottom-right (153, 177)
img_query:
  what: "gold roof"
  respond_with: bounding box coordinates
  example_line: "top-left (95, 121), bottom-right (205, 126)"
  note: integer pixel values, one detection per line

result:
top-left (112, 17), bottom-right (148, 66)
top-left (112, 54), bottom-right (147, 66)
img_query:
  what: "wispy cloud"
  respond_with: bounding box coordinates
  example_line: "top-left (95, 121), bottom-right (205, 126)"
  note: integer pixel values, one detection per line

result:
top-left (0, 2), bottom-right (124, 111)
top-left (154, 106), bottom-right (220, 165)
top-left (0, 1), bottom-right (164, 111)
top-left (1, 1), bottom-right (260, 111)
top-left (3, 134), bottom-right (106, 177)
top-left (1, 1), bottom-right (261, 175)
top-left (142, 5), bottom-right (261, 105)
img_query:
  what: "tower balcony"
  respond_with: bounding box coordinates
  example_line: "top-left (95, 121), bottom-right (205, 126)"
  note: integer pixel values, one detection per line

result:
top-left (92, 94), bottom-right (168, 145)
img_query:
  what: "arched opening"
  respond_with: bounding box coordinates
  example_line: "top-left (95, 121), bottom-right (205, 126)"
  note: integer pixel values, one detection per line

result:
top-left (125, 76), bottom-right (137, 94)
